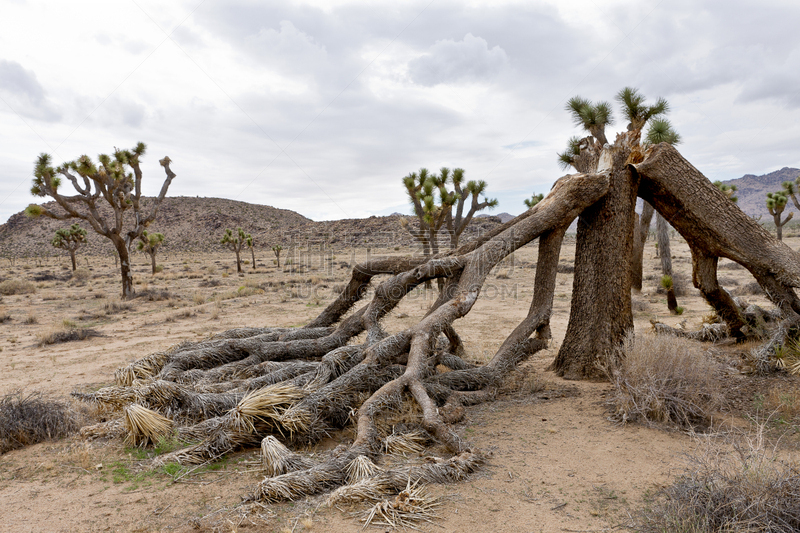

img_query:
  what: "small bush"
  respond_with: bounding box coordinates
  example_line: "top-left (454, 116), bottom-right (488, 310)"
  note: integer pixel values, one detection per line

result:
top-left (36, 326), bottom-right (101, 346)
top-left (735, 281), bottom-right (764, 296)
top-left (638, 425), bottom-right (800, 532)
top-left (136, 289), bottom-right (173, 301)
top-left (104, 300), bottom-right (133, 314)
top-left (0, 280), bottom-right (35, 296)
top-left (72, 268), bottom-right (91, 283)
top-left (154, 265), bottom-right (164, 273)
top-left (23, 313), bottom-right (38, 325)
top-left (606, 332), bottom-right (723, 429)
top-left (0, 308), bottom-right (11, 323)
top-left (0, 392), bottom-right (82, 454)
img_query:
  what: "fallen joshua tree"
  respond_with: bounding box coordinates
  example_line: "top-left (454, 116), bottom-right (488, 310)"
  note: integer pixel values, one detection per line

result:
top-left (73, 90), bottom-right (800, 507)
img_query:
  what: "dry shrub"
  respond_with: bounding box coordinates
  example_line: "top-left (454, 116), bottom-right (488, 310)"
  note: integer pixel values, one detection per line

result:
top-left (638, 425), bottom-right (800, 532)
top-left (37, 326), bottom-right (101, 346)
top-left (735, 281), bottom-right (764, 296)
top-left (0, 391), bottom-right (82, 454)
top-left (104, 300), bottom-right (133, 314)
top-left (136, 289), bottom-right (173, 301)
top-left (0, 307), bottom-right (10, 323)
top-left (607, 332), bottom-right (723, 429)
top-left (72, 268), bottom-right (91, 283)
top-left (0, 279), bottom-right (35, 296)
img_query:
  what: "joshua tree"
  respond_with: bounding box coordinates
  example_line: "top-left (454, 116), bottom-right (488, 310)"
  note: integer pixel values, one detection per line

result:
top-left (441, 168), bottom-right (498, 249)
top-left (272, 245), bottom-right (282, 269)
top-left (221, 228), bottom-right (249, 273)
top-left (656, 213), bottom-right (679, 313)
top-left (137, 230), bottom-right (165, 275)
top-left (781, 178), bottom-right (800, 211)
top-left (73, 87), bottom-right (800, 507)
top-left (767, 191), bottom-right (793, 241)
top-left (401, 167), bottom-right (496, 253)
top-left (246, 235), bottom-right (256, 270)
top-left (524, 193), bottom-right (544, 209)
top-left (51, 223), bottom-right (87, 271)
top-left (400, 168), bottom-right (453, 257)
top-left (26, 143), bottom-right (176, 298)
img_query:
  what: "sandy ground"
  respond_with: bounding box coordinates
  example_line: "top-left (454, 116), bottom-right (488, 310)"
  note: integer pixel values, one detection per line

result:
top-left (0, 234), bottom-right (798, 532)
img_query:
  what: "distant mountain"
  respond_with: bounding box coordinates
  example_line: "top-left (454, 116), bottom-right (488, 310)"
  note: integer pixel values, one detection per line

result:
top-left (0, 197), bottom-right (503, 258)
top-left (477, 212), bottom-right (515, 223)
top-left (718, 167), bottom-right (800, 219)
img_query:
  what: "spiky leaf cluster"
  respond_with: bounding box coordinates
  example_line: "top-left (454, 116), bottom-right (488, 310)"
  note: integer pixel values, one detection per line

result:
top-left (616, 87), bottom-right (669, 132)
top-left (557, 136), bottom-right (583, 170)
top-left (524, 193), bottom-right (544, 209)
top-left (645, 118), bottom-right (682, 146)
top-left (565, 97), bottom-right (614, 130)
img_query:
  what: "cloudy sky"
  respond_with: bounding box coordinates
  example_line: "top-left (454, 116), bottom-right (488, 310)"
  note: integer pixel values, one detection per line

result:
top-left (2, 0), bottom-right (799, 224)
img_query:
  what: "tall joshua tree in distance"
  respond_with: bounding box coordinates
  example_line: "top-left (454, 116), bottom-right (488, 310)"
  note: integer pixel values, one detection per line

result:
top-left (246, 234), bottom-right (256, 271)
top-left (401, 167), bottom-right (497, 254)
top-left (272, 245), bottom-right (282, 269)
top-left (221, 228), bottom-right (249, 273)
top-left (137, 230), bottom-right (165, 275)
top-left (26, 143), bottom-right (176, 298)
top-left (767, 191), bottom-right (793, 241)
top-left (51, 223), bottom-right (87, 271)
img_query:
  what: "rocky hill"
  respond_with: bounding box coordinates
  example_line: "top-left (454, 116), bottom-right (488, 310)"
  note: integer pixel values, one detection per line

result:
top-left (0, 197), bottom-right (504, 259)
top-left (719, 167), bottom-right (800, 219)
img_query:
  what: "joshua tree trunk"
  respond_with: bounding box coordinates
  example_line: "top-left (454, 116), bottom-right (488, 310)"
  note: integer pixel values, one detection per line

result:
top-left (113, 237), bottom-right (134, 299)
top-left (149, 250), bottom-right (157, 275)
top-left (69, 250), bottom-right (77, 271)
top-left (656, 213), bottom-right (678, 313)
top-left (251, 247), bottom-right (256, 270)
top-left (551, 140), bottom-right (639, 380)
top-left (631, 201), bottom-right (654, 291)
top-left (234, 250), bottom-right (242, 273)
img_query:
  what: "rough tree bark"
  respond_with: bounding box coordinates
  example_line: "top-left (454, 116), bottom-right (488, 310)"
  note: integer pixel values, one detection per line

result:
top-left (551, 135), bottom-right (640, 380)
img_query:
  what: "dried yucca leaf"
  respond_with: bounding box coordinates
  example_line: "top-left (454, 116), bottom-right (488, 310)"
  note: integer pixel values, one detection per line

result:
top-left (123, 403), bottom-right (173, 446)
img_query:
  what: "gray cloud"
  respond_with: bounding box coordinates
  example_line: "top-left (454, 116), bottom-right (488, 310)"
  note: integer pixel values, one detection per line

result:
top-left (408, 33), bottom-right (508, 86)
top-left (0, 60), bottom-right (61, 122)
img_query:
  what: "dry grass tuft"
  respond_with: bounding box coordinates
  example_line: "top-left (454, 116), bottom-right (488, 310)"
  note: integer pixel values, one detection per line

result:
top-left (36, 325), bottom-right (101, 346)
top-left (637, 424), bottom-right (800, 532)
top-left (606, 332), bottom-right (723, 429)
top-left (123, 404), bottom-right (174, 446)
top-left (346, 455), bottom-right (382, 484)
top-left (0, 391), bottom-right (82, 454)
top-left (0, 279), bottom-right (35, 295)
top-left (231, 384), bottom-right (305, 433)
top-left (260, 436), bottom-right (313, 477)
top-left (114, 352), bottom-right (171, 386)
top-left (383, 431), bottom-right (425, 456)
